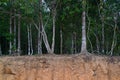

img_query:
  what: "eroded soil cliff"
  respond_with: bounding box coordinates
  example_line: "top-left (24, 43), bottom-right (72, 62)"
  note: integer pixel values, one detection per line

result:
top-left (0, 54), bottom-right (120, 80)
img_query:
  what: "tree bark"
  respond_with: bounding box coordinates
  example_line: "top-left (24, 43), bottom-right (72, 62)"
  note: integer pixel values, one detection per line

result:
top-left (93, 32), bottom-right (100, 53)
top-left (33, 23), bottom-right (43, 54)
top-left (37, 0), bottom-right (43, 54)
top-left (71, 33), bottom-right (74, 54)
top-left (17, 15), bottom-right (21, 55)
top-left (38, 0), bottom-right (52, 54)
top-left (27, 25), bottom-right (30, 55)
top-left (27, 24), bottom-right (33, 55)
top-left (86, 12), bottom-right (93, 53)
top-left (38, 22), bottom-right (42, 54)
top-left (71, 32), bottom-right (77, 54)
top-left (100, 0), bottom-right (105, 54)
top-left (51, 9), bottom-right (56, 53)
top-left (102, 17), bottom-right (105, 53)
top-left (39, 10), bottom-right (52, 54)
top-left (60, 29), bottom-right (63, 54)
top-left (30, 24), bottom-right (33, 55)
top-left (81, 11), bottom-right (87, 53)
top-left (110, 15), bottom-right (117, 56)
top-left (42, 24), bottom-right (52, 54)
top-left (13, 9), bottom-right (16, 50)
top-left (9, 11), bottom-right (12, 55)
top-left (81, 0), bottom-right (87, 53)
top-left (74, 32), bottom-right (77, 53)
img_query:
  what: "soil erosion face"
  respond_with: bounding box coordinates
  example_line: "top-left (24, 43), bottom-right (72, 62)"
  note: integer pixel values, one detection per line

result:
top-left (0, 54), bottom-right (120, 80)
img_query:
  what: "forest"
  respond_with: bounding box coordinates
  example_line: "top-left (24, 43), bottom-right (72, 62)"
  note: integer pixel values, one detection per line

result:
top-left (0, 0), bottom-right (120, 56)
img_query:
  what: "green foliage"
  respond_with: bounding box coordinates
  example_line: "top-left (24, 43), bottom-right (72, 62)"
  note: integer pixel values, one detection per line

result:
top-left (0, 0), bottom-right (120, 55)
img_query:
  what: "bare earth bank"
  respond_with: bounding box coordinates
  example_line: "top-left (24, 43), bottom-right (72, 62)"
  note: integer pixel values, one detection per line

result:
top-left (0, 54), bottom-right (120, 80)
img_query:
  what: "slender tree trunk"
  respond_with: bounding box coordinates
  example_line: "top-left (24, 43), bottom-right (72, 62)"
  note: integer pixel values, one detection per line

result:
top-left (37, 0), bottom-right (43, 54)
top-left (86, 12), bottom-right (93, 53)
top-left (38, 12), bottom-right (52, 53)
top-left (9, 12), bottom-right (12, 55)
top-left (71, 33), bottom-right (74, 54)
top-left (81, 0), bottom-right (87, 53)
top-left (38, 22), bottom-right (42, 54)
top-left (100, 0), bottom-right (105, 54)
top-left (27, 24), bottom-right (33, 55)
top-left (93, 32), bottom-right (100, 53)
top-left (17, 15), bottom-right (21, 55)
top-left (13, 10), bottom-right (16, 50)
top-left (33, 23), bottom-right (42, 54)
top-left (106, 42), bottom-right (109, 54)
top-left (30, 24), bottom-right (33, 55)
top-left (101, 17), bottom-right (105, 53)
top-left (42, 24), bottom-right (52, 53)
top-left (34, 0), bottom-right (52, 53)
top-left (74, 32), bottom-right (77, 53)
top-left (27, 25), bottom-right (30, 55)
top-left (51, 9), bottom-right (56, 53)
top-left (96, 37), bottom-right (100, 53)
top-left (81, 11), bottom-right (87, 53)
top-left (40, 0), bottom-right (52, 54)
top-left (110, 15), bottom-right (117, 56)
top-left (60, 29), bottom-right (63, 54)
top-left (71, 32), bottom-right (77, 54)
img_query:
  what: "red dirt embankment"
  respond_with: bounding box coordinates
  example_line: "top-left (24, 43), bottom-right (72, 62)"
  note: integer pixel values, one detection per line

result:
top-left (0, 54), bottom-right (120, 80)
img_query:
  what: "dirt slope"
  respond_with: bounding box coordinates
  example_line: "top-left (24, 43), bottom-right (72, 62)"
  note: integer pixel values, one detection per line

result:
top-left (0, 54), bottom-right (120, 80)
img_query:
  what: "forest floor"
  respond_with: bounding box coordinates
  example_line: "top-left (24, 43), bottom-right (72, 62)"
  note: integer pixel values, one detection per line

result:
top-left (0, 53), bottom-right (120, 80)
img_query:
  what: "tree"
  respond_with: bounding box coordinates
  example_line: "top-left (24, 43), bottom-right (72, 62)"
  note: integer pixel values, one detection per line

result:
top-left (37, 0), bottom-right (43, 54)
top-left (9, 9), bottom-right (12, 55)
top-left (99, 0), bottom-right (105, 54)
top-left (81, 0), bottom-right (87, 53)
top-left (13, 9), bottom-right (17, 52)
top-left (0, 0), bottom-right (120, 55)
top-left (51, 0), bottom-right (57, 53)
top-left (27, 24), bottom-right (33, 55)
top-left (17, 13), bottom-right (21, 55)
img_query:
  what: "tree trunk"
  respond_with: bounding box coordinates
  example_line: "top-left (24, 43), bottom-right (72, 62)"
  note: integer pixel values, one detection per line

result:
top-left (51, 9), bottom-right (56, 53)
top-left (17, 15), bottom-right (21, 55)
top-left (86, 12), bottom-right (93, 53)
top-left (71, 33), bottom-right (74, 54)
top-left (100, 0), bottom-right (105, 54)
top-left (102, 17), bottom-right (105, 53)
top-left (74, 32), bottom-right (77, 53)
top-left (9, 12), bottom-right (12, 55)
top-left (60, 29), bottom-right (63, 54)
top-left (110, 15), bottom-right (117, 56)
top-left (41, 24), bottom-right (52, 54)
top-left (38, 0), bottom-right (52, 54)
top-left (40, 16), bottom-right (52, 54)
top-left (27, 25), bottom-right (31, 55)
top-left (37, 0), bottom-right (43, 54)
top-left (93, 32), bottom-right (100, 53)
top-left (33, 23), bottom-right (42, 54)
top-left (81, 0), bottom-right (87, 53)
top-left (71, 32), bottom-right (77, 54)
top-left (30, 24), bottom-right (33, 55)
top-left (27, 24), bottom-right (33, 55)
top-left (13, 10), bottom-right (16, 50)
top-left (81, 11), bottom-right (87, 53)
top-left (38, 22), bottom-right (42, 54)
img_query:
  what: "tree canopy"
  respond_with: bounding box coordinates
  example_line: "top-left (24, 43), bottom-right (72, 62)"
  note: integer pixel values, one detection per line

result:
top-left (0, 0), bottom-right (120, 56)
